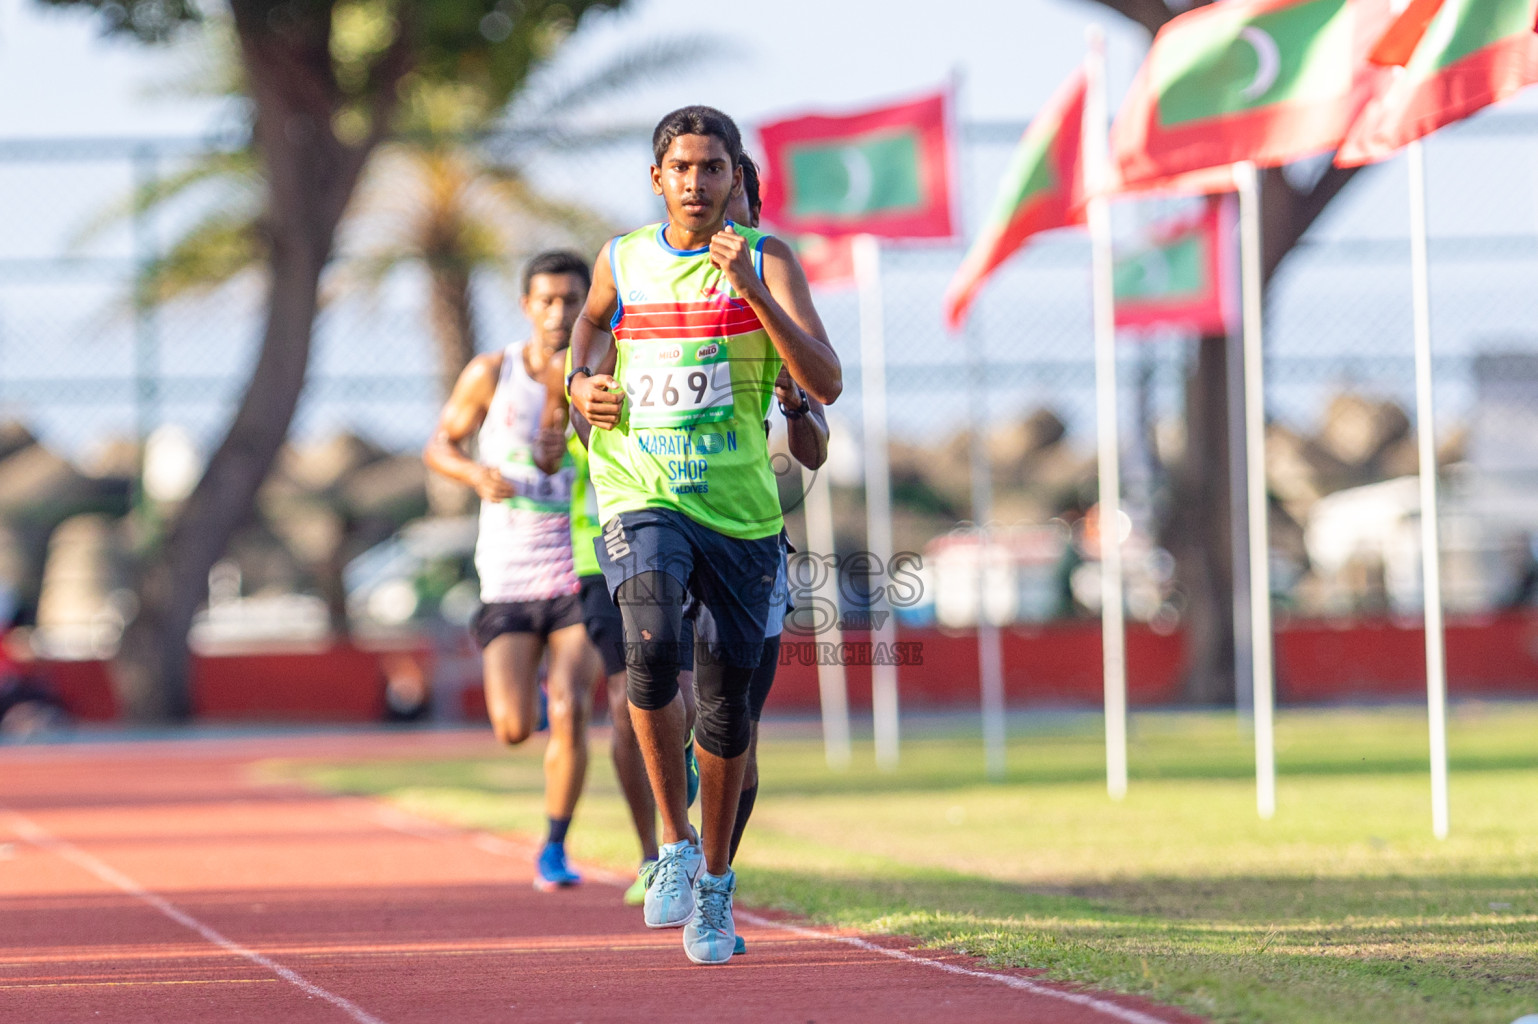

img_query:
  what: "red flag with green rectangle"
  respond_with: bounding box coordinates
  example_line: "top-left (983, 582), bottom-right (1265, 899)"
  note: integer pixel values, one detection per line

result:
top-left (1336, 0), bottom-right (1538, 166)
top-left (943, 68), bottom-right (1087, 331)
top-left (1115, 197), bottom-right (1237, 336)
top-left (1111, 0), bottom-right (1394, 190)
top-left (757, 92), bottom-right (955, 240)
top-left (792, 234), bottom-right (856, 288)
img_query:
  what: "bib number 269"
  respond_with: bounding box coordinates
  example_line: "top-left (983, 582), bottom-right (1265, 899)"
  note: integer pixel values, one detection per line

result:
top-left (626, 358), bottom-right (731, 428)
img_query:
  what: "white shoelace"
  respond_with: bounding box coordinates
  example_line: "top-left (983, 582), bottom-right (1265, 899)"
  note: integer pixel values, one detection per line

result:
top-left (653, 851), bottom-right (688, 900)
top-left (696, 881), bottom-right (732, 931)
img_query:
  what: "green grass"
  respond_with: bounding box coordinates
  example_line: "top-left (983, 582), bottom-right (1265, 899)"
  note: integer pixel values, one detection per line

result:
top-left (273, 705), bottom-right (1538, 1024)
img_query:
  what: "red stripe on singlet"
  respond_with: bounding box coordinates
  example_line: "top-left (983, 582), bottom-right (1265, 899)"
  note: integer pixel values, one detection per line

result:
top-left (615, 299), bottom-right (763, 341)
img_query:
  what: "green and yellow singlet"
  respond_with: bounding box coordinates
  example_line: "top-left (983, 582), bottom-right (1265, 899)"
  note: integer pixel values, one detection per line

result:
top-left (568, 432), bottom-right (602, 577)
top-left (588, 222), bottom-right (784, 540)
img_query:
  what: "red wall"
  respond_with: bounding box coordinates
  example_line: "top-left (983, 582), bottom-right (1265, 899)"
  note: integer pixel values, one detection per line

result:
top-left (768, 623), bottom-right (1186, 710)
top-left (32, 646), bottom-right (389, 723)
top-left (1275, 612), bottom-right (1538, 700)
top-left (28, 612), bottom-right (1538, 723)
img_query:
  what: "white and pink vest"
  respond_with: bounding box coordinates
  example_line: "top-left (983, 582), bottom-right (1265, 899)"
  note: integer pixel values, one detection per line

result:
top-left (474, 342), bottom-right (578, 603)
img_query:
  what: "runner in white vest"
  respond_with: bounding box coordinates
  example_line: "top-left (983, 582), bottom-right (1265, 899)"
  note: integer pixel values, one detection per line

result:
top-left (424, 251), bottom-right (594, 891)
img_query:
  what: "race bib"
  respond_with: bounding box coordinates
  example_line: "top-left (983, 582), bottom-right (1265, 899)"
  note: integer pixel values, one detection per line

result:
top-left (623, 340), bottom-right (733, 429)
top-left (500, 449), bottom-right (574, 512)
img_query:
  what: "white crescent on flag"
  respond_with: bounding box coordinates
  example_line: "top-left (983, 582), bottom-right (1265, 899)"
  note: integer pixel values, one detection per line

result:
top-left (837, 146), bottom-right (874, 214)
top-left (1239, 26), bottom-right (1282, 100)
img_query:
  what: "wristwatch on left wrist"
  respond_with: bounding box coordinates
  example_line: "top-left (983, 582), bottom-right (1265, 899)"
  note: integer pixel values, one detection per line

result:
top-left (778, 385), bottom-right (810, 420)
top-left (565, 365), bottom-right (593, 399)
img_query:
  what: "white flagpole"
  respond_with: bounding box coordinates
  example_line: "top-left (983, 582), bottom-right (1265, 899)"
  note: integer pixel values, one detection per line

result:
top-left (965, 327), bottom-right (1008, 781)
top-left (1228, 306), bottom-right (1254, 719)
top-left (854, 232), bottom-right (901, 771)
top-left (802, 464), bottom-right (853, 770)
top-left (1235, 161), bottom-right (1276, 820)
top-left (1085, 25), bottom-right (1128, 800)
top-left (1408, 138), bottom-right (1450, 839)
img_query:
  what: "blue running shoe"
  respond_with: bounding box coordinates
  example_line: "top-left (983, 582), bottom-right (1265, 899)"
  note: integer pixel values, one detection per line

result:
top-left (733, 934), bottom-right (746, 956)
top-left (643, 838), bottom-right (702, 928)
top-left (683, 869), bottom-right (736, 965)
top-left (684, 729), bottom-right (700, 809)
top-left (533, 842), bottom-right (581, 891)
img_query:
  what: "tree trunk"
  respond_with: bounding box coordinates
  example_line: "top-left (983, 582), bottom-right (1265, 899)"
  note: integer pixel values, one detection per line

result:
top-left (424, 263), bottom-right (480, 517)
top-left (1165, 335), bottom-right (1236, 704)
top-left (429, 263), bottom-right (478, 400)
top-left (110, 4), bottom-right (401, 720)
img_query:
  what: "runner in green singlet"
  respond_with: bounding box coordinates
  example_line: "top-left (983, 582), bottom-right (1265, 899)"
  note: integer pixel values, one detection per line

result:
top-left (567, 106), bottom-right (841, 965)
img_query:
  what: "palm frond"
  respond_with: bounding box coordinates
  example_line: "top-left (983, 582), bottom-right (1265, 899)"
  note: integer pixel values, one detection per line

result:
top-left (145, 210), bottom-right (264, 301)
top-left (73, 149), bottom-right (260, 249)
top-left (479, 168), bottom-right (617, 246)
top-left (493, 35), bottom-right (726, 152)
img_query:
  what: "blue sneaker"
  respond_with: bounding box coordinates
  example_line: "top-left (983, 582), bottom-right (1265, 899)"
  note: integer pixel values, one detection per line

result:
top-left (683, 869), bottom-right (736, 965)
top-left (733, 934), bottom-right (746, 956)
top-left (533, 842), bottom-right (581, 891)
top-left (643, 838), bottom-right (702, 928)
top-left (684, 729), bottom-right (700, 809)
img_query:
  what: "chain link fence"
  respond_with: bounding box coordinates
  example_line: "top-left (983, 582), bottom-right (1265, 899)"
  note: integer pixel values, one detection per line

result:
top-left (3, 113), bottom-right (1538, 634)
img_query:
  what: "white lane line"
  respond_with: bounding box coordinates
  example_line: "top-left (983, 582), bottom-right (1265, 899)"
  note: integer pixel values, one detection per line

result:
top-left (3, 810), bottom-right (388, 1024)
top-left (354, 797), bottom-right (1182, 1023)
top-left (733, 911), bottom-right (1180, 1024)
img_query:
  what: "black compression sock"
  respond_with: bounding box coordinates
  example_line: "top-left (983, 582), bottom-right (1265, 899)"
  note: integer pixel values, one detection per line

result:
top-left (728, 785), bottom-right (758, 864)
top-left (547, 817), bottom-right (571, 846)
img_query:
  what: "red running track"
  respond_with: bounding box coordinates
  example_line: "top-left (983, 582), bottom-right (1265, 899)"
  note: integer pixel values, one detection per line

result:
top-left (0, 731), bottom-right (1203, 1024)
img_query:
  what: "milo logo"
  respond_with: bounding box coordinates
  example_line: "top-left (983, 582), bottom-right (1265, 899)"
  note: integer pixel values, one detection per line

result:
top-left (695, 343), bottom-right (720, 360)
top-left (657, 346), bottom-right (682, 362)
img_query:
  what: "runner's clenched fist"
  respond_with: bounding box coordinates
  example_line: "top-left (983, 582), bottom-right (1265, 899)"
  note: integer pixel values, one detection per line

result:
top-left (571, 372), bottom-right (625, 430)
top-left (709, 224), bottom-right (760, 299)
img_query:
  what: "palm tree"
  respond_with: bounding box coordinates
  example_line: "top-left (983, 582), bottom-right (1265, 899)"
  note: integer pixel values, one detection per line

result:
top-left (55, 0), bottom-right (641, 722)
top-left (116, 35), bottom-right (707, 401)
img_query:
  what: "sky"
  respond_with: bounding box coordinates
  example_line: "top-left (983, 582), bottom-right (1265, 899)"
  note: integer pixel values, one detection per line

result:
top-left (3, 0), bottom-right (1538, 461)
top-left (0, 0), bottom-right (1150, 138)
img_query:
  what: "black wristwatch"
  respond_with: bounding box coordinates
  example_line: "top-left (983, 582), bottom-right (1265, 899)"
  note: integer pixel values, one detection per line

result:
top-left (778, 385), bottom-right (809, 420)
top-left (565, 365), bottom-right (593, 399)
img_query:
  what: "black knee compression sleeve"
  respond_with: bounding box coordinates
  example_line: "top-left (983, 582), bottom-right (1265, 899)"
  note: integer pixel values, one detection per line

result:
top-left (616, 572), bottom-right (686, 712)
top-left (692, 653), bottom-right (754, 759)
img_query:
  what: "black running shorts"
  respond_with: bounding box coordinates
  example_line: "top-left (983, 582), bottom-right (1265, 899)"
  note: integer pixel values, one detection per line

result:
top-left (578, 574), bottom-right (626, 677)
top-left (472, 593), bottom-right (583, 648)
top-left (596, 507), bottom-right (779, 669)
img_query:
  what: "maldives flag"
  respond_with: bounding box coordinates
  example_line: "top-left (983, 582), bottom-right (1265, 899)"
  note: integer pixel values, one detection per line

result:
top-left (1111, 0), bottom-right (1394, 190)
top-left (943, 69), bottom-right (1087, 331)
top-left (757, 91), bottom-right (955, 239)
top-left (1114, 197), bottom-right (1237, 337)
top-left (793, 235), bottom-right (856, 288)
top-left (1336, 0), bottom-right (1538, 166)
